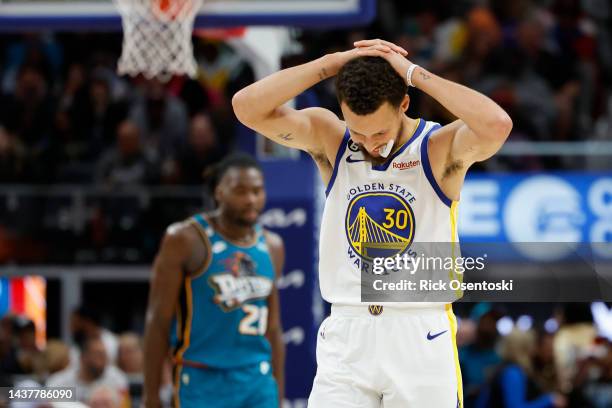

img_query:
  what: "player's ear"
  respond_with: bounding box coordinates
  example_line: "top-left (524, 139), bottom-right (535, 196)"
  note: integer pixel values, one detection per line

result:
top-left (400, 94), bottom-right (410, 113)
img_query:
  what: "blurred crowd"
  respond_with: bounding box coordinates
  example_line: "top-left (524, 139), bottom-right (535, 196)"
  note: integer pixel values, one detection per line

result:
top-left (0, 33), bottom-right (247, 186)
top-left (3, 303), bottom-right (612, 407)
top-left (457, 303), bottom-right (612, 408)
top-left (0, 0), bottom-right (611, 187)
top-left (299, 0), bottom-right (612, 171)
top-left (0, 32), bottom-right (254, 263)
top-left (0, 305), bottom-right (168, 408)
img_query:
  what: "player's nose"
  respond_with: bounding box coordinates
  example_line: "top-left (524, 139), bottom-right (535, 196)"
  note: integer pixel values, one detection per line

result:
top-left (245, 191), bottom-right (259, 205)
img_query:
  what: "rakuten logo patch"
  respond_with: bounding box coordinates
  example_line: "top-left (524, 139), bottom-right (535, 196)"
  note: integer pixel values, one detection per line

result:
top-left (392, 160), bottom-right (421, 170)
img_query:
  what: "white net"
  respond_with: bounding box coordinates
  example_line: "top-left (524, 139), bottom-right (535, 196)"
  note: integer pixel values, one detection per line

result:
top-left (113, 0), bottom-right (203, 80)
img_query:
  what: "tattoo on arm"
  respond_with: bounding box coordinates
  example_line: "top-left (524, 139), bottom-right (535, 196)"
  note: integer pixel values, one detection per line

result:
top-left (318, 68), bottom-right (329, 81)
top-left (419, 71), bottom-right (432, 81)
top-left (276, 133), bottom-right (293, 141)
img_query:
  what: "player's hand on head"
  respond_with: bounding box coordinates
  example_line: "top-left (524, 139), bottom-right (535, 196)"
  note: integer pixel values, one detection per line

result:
top-left (327, 45), bottom-right (390, 75)
top-left (353, 44), bottom-right (393, 57)
top-left (327, 39), bottom-right (412, 80)
top-left (353, 39), bottom-right (408, 56)
top-left (353, 39), bottom-right (416, 86)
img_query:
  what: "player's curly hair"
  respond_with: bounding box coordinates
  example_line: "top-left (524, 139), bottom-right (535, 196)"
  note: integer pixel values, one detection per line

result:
top-left (204, 152), bottom-right (262, 192)
top-left (336, 57), bottom-right (407, 115)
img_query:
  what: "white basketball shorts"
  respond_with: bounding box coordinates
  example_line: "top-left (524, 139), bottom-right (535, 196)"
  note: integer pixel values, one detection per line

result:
top-left (308, 304), bottom-right (463, 408)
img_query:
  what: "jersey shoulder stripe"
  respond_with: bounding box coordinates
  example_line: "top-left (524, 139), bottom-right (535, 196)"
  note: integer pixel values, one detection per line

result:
top-left (419, 123), bottom-right (452, 207)
top-left (325, 128), bottom-right (351, 197)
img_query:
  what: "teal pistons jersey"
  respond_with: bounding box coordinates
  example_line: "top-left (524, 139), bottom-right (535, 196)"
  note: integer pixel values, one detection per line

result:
top-left (170, 214), bottom-right (275, 368)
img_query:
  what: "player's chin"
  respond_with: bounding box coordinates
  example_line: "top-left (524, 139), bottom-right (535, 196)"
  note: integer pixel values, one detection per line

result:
top-left (365, 150), bottom-right (383, 161)
top-left (239, 210), bottom-right (260, 225)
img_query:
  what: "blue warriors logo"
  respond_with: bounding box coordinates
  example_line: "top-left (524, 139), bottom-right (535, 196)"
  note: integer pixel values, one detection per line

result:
top-left (345, 192), bottom-right (415, 260)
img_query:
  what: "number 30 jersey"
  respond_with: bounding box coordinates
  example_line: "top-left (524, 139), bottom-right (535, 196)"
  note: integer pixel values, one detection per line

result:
top-left (170, 214), bottom-right (275, 368)
top-left (319, 119), bottom-right (460, 305)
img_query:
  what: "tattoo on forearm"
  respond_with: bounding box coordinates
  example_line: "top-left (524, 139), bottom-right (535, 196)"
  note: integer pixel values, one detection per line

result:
top-left (419, 71), bottom-right (431, 81)
top-left (318, 68), bottom-right (329, 81)
top-left (276, 133), bottom-right (293, 141)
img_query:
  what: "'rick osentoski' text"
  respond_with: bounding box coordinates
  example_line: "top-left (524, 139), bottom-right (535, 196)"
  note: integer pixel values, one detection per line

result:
top-left (373, 279), bottom-right (513, 292)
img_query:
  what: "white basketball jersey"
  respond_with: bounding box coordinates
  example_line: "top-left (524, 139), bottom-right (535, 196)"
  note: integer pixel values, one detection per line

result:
top-left (318, 118), bottom-right (460, 305)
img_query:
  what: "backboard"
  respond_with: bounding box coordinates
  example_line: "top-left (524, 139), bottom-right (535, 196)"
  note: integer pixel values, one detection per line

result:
top-left (0, 0), bottom-right (376, 31)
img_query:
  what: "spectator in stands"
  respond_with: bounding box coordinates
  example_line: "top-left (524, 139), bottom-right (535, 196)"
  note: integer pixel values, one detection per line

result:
top-left (479, 329), bottom-right (567, 408)
top-left (171, 113), bottom-right (223, 184)
top-left (177, 77), bottom-right (211, 118)
top-left (88, 384), bottom-right (122, 408)
top-left (58, 63), bottom-right (86, 112)
top-left (70, 305), bottom-right (119, 365)
top-left (533, 330), bottom-right (560, 393)
top-left (0, 315), bottom-right (19, 375)
top-left (0, 63), bottom-right (58, 183)
top-left (459, 7), bottom-right (504, 87)
top-left (47, 335), bottom-right (128, 404)
top-left (549, 0), bottom-right (599, 138)
top-left (577, 338), bottom-right (612, 408)
top-left (95, 120), bottom-right (159, 188)
top-left (129, 79), bottom-right (188, 160)
top-left (41, 339), bottom-right (71, 376)
top-left (0, 125), bottom-right (28, 183)
top-left (52, 66), bottom-right (129, 182)
top-left (195, 40), bottom-right (241, 108)
top-left (0, 33), bottom-right (62, 94)
top-left (51, 64), bottom-right (89, 182)
top-left (71, 68), bottom-right (129, 156)
top-left (14, 317), bottom-right (42, 374)
top-left (116, 332), bottom-right (143, 376)
top-left (0, 64), bottom-right (54, 151)
top-left (554, 303), bottom-right (597, 393)
top-left (504, 10), bottom-right (576, 145)
top-left (117, 333), bottom-right (144, 407)
top-left (459, 305), bottom-right (502, 407)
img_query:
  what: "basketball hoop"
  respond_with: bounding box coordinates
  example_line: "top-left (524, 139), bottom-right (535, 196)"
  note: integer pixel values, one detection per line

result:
top-left (113, 0), bottom-right (203, 81)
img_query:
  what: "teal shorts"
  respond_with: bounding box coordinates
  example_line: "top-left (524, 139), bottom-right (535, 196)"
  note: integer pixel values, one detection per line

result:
top-left (174, 361), bottom-right (278, 408)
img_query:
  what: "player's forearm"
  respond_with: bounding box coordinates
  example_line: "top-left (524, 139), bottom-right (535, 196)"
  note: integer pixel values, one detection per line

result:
top-left (232, 54), bottom-right (335, 123)
top-left (412, 66), bottom-right (512, 139)
top-left (143, 318), bottom-right (170, 407)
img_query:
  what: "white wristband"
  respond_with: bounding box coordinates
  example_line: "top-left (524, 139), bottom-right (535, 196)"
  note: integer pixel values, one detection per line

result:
top-left (406, 64), bottom-right (419, 87)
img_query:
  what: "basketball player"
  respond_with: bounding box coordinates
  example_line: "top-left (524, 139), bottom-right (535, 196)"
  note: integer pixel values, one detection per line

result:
top-left (232, 40), bottom-right (513, 407)
top-left (142, 154), bottom-right (285, 408)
